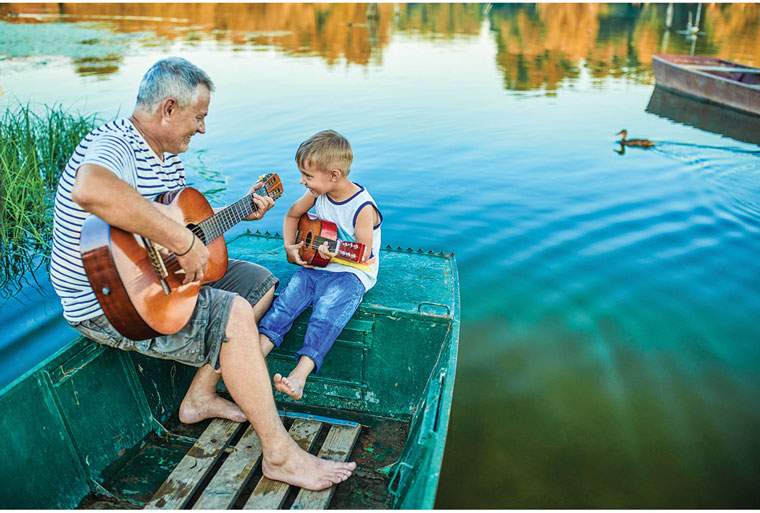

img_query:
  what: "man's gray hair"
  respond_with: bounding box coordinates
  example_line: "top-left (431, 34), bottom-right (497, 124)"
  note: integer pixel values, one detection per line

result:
top-left (135, 57), bottom-right (215, 113)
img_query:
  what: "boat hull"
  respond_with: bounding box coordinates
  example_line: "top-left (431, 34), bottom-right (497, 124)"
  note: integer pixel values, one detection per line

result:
top-left (0, 231), bottom-right (460, 509)
top-left (646, 85), bottom-right (760, 147)
top-left (652, 54), bottom-right (760, 116)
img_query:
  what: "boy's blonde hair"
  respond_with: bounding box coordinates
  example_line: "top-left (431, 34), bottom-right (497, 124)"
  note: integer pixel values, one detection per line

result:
top-left (295, 130), bottom-right (353, 176)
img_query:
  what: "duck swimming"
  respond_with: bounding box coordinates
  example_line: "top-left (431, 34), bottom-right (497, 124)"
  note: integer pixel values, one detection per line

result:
top-left (616, 129), bottom-right (655, 148)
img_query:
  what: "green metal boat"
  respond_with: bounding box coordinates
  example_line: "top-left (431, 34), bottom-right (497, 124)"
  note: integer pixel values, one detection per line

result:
top-left (0, 231), bottom-right (460, 509)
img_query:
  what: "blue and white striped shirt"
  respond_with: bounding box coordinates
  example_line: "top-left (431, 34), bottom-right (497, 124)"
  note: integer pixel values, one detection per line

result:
top-left (50, 118), bottom-right (186, 322)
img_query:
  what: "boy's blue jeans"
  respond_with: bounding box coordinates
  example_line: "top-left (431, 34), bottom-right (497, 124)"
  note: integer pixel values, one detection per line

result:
top-left (258, 268), bottom-right (365, 373)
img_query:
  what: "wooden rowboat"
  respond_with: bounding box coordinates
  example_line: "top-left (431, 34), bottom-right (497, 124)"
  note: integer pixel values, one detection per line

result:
top-left (0, 231), bottom-right (460, 509)
top-left (652, 54), bottom-right (760, 116)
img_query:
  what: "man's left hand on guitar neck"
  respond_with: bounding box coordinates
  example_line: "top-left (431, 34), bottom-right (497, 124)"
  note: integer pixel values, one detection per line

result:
top-left (209, 183), bottom-right (275, 219)
top-left (244, 182), bottom-right (275, 221)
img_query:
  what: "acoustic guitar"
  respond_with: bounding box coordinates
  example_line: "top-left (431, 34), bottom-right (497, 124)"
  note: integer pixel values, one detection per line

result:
top-left (295, 213), bottom-right (367, 267)
top-left (80, 173), bottom-right (283, 340)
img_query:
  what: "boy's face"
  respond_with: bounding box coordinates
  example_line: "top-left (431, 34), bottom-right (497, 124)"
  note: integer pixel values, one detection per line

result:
top-left (299, 159), bottom-right (335, 197)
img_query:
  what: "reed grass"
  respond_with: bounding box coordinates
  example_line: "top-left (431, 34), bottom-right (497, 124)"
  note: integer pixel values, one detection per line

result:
top-left (0, 103), bottom-right (100, 294)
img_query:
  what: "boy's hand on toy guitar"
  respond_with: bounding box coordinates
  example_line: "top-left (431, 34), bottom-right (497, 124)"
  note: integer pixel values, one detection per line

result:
top-left (285, 240), bottom-right (315, 268)
top-left (317, 241), bottom-right (336, 261)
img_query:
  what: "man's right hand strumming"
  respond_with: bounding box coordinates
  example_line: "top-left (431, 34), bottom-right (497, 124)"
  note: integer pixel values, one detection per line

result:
top-left (174, 229), bottom-right (209, 285)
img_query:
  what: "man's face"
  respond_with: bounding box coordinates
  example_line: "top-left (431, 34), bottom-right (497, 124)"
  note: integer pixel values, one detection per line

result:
top-left (165, 85), bottom-right (210, 154)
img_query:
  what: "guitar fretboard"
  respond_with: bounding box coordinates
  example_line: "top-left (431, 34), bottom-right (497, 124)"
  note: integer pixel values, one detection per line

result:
top-left (302, 234), bottom-right (338, 253)
top-left (298, 233), bottom-right (366, 263)
top-left (197, 188), bottom-right (271, 244)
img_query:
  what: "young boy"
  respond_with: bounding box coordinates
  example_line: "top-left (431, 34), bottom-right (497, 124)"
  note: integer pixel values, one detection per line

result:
top-left (258, 130), bottom-right (382, 400)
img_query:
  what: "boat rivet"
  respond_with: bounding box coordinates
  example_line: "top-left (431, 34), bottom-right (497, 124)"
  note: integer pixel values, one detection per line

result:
top-left (102, 287), bottom-right (110, 295)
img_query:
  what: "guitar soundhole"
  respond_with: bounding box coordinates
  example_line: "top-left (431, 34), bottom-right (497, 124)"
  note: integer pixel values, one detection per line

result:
top-left (187, 223), bottom-right (207, 245)
top-left (304, 231), bottom-right (312, 248)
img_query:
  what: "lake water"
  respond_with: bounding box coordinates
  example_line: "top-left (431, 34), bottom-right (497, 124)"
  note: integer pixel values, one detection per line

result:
top-left (1, 3), bottom-right (759, 508)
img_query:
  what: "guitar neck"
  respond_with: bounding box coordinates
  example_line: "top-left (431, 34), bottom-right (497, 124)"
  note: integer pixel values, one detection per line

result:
top-left (304, 234), bottom-right (367, 264)
top-left (198, 188), bottom-right (270, 244)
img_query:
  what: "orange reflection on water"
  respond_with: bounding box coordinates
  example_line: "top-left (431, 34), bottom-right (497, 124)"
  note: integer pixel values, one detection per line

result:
top-left (490, 3), bottom-right (760, 92)
top-left (1, 3), bottom-right (759, 90)
top-left (0, 3), bottom-right (395, 66)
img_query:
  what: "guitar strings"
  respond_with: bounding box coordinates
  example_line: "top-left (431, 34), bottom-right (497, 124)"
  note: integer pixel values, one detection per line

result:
top-left (295, 233), bottom-right (338, 251)
top-left (199, 185), bottom-right (274, 242)
top-left (147, 178), bottom-right (280, 282)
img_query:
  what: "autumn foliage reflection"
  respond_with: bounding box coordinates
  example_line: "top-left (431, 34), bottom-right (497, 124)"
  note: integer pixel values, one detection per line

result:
top-left (491, 3), bottom-right (760, 92)
top-left (1, 3), bottom-right (759, 91)
top-left (0, 3), bottom-right (396, 66)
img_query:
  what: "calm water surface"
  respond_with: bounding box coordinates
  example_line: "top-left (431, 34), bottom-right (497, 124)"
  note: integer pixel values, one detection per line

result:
top-left (2, 3), bottom-right (759, 508)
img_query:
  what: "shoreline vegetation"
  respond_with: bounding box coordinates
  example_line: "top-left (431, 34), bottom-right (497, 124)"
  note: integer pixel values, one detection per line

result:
top-left (0, 103), bottom-right (99, 297)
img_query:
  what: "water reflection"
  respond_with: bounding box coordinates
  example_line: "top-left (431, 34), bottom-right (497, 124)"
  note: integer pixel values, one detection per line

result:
top-left (2, 3), bottom-right (760, 510)
top-left (0, 3), bottom-right (398, 69)
top-left (646, 86), bottom-right (760, 147)
top-left (1, 3), bottom-right (759, 86)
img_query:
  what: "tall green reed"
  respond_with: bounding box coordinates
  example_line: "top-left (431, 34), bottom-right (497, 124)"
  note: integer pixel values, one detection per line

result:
top-left (0, 104), bottom-right (99, 295)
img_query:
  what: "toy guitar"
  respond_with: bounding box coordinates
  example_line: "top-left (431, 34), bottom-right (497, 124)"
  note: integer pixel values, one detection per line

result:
top-left (295, 213), bottom-right (367, 267)
top-left (80, 173), bottom-right (283, 340)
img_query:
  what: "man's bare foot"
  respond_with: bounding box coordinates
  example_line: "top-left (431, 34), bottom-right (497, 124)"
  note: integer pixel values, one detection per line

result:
top-left (179, 393), bottom-right (247, 424)
top-left (262, 441), bottom-right (357, 491)
top-left (273, 373), bottom-right (304, 400)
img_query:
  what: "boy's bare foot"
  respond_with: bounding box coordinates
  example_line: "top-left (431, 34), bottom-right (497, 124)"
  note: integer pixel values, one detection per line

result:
top-left (262, 441), bottom-right (357, 491)
top-left (179, 393), bottom-right (247, 424)
top-left (273, 373), bottom-right (305, 400)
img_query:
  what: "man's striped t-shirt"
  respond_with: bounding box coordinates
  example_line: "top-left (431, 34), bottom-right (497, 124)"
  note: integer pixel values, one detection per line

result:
top-left (50, 118), bottom-right (186, 322)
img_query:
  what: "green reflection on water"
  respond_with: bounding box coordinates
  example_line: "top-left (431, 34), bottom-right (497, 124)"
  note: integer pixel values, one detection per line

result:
top-left (439, 298), bottom-right (760, 508)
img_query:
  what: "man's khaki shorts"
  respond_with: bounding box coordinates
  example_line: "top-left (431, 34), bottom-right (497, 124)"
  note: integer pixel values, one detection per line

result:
top-left (69, 259), bottom-right (278, 370)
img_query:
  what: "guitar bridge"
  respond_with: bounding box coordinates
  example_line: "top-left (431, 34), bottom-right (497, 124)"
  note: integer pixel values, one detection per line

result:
top-left (142, 236), bottom-right (171, 295)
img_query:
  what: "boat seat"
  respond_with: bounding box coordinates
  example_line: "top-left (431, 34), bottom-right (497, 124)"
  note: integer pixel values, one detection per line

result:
top-left (145, 412), bottom-right (361, 510)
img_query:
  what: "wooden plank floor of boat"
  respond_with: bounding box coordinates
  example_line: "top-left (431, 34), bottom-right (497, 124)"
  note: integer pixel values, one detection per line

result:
top-left (77, 408), bottom-right (408, 509)
top-left (144, 413), bottom-right (361, 510)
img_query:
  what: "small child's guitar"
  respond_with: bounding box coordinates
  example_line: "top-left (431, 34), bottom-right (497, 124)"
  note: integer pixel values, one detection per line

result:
top-left (295, 213), bottom-right (367, 267)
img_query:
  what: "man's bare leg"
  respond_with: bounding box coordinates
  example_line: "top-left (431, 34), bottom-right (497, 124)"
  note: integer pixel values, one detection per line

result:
top-left (252, 285), bottom-right (275, 322)
top-left (259, 332), bottom-right (275, 357)
top-left (273, 355), bottom-right (315, 401)
top-left (256, 285), bottom-right (278, 357)
top-left (221, 296), bottom-right (355, 491)
top-left (179, 365), bottom-right (246, 424)
top-left (179, 285), bottom-right (276, 424)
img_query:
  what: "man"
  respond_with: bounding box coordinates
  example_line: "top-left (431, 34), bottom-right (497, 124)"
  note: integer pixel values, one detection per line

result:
top-left (49, 57), bottom-right (355, 490)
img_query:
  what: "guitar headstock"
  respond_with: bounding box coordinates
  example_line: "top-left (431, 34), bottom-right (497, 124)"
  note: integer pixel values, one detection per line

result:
top-left (257, 173), bottom-right (284, 201)
top-left (336, 240), bottom-right (367, 263)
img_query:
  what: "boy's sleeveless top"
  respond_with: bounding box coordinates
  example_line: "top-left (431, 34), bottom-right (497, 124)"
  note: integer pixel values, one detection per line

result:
top-left (314, 185), bottom-right (382, 291)
top-left (50, 118), bottom-right (186, 322)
